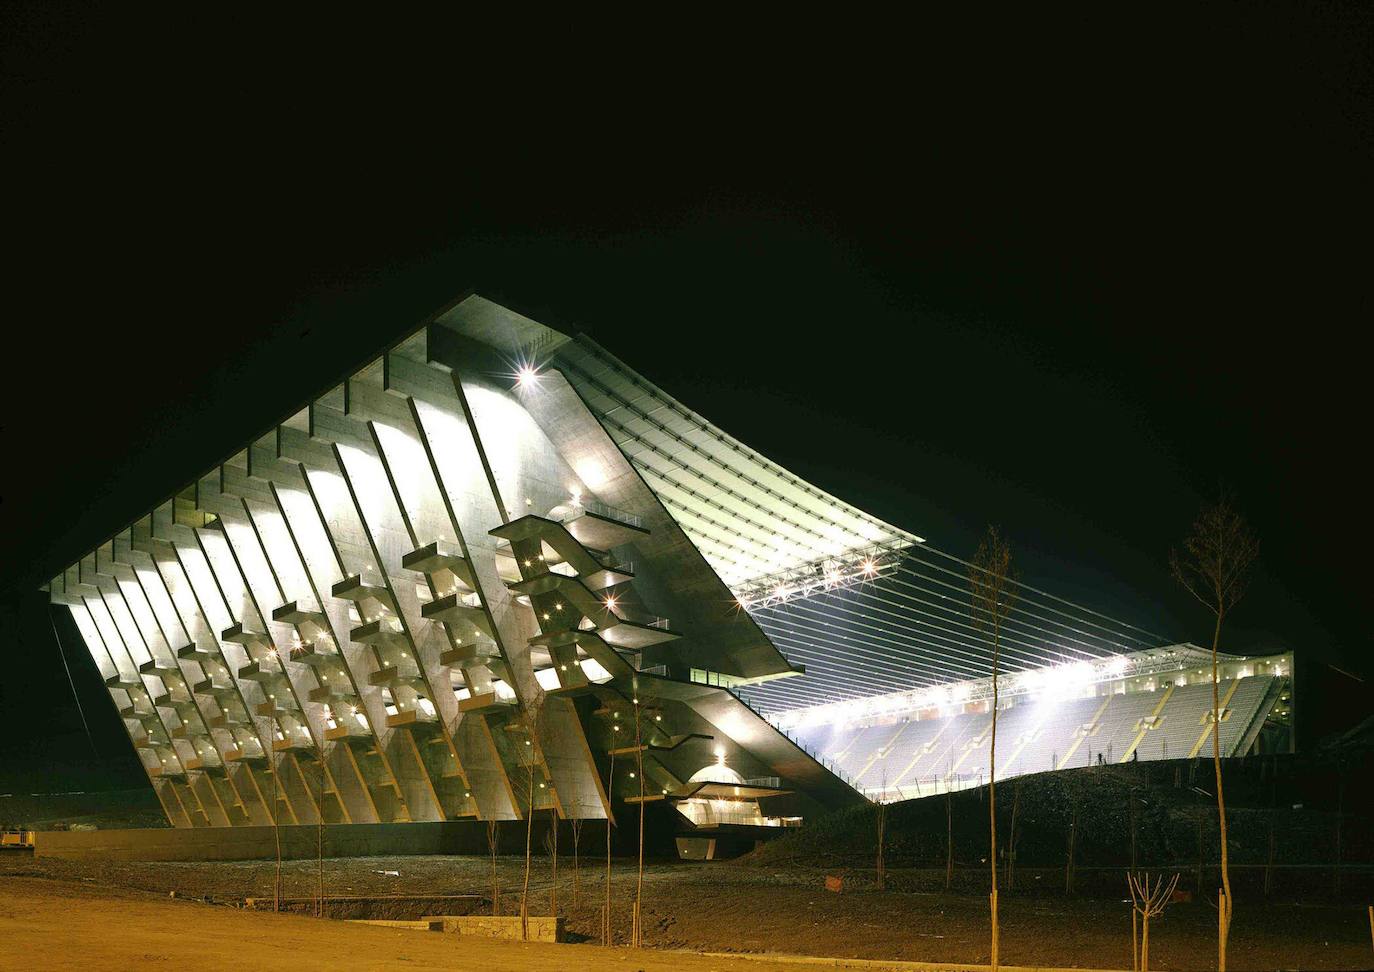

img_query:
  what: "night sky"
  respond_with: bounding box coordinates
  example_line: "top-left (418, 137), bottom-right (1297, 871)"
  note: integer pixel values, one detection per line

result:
top-left (2, 8), bottom-right (1370, 790)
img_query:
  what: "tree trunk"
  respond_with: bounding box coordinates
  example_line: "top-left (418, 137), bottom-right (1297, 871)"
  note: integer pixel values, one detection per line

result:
top-left (989, 619), bottom-right (1000, 971)
top-left (875, 799), bottom-right (887, 890)
top-left (522, 757), bottom-right (534, 941)
top-left (549, 807), bottom-right (559, 916)
top-left (316, 748), bottom-right (325, 917)
top-left (1210, 611), bottom-right (1233, 971)
top-left (634, 702), bottom-right (645, 947)
top-left (605, 747), bottom-right (615, 946)
top-left (271, 758), bottom-right (281, 913)
top-left (571, 818), bottom-right (582, 910)
top-left (487, 818), bottom-right (500, 916)
top-left (945, 791), bottom-right (954, 891)
top-left (1065, 806), bottom-right (1077, 894)
top-left (1006, 783), bottom-right (1020, 891)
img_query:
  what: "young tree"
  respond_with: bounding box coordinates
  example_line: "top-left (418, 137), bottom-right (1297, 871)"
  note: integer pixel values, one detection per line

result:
top-left (875, 797), bottom-right (888, 891)
top-left (314, 741), bottom-right (326, 917)
top-left (544, 805), bottom-right (559, 915)
top-left (632, 695), bottom-right (645, 948)
top-left (519, 694), bottom-right (547, 941)
top-left (604, 746), bottom-right (616, 946)
top-left (970, 526), bottom-right (1017, 972)
top-left (570, 816), bottom-right (584, 910)
top-left (269, 749), bottom-right (282, 913)
top-left (1128, 871), bottom-right (1181, 972)
top-left (1171, 494), bottom-right (1258, 972)
top-left (486, 817), bottom-right (501, 916)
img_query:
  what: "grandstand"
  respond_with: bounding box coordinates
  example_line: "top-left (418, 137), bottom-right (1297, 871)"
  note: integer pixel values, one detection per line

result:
top-left (772, 646), bottom-right (1292, 801)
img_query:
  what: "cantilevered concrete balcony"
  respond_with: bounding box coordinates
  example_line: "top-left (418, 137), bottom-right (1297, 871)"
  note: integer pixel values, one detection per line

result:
top-left (607, 732), bottom-right (712, 758)
top-left (368, 665), bottom-right (426, 690)
top-left (189, 681), bottom-right (234, 703)
top-left (324, 714), bottom-right (372, 741)
top-left (176, 642), bottom-right (219, 661)
top-left (224, 746), bottom-right (267, 764)
top-left (118, 704), bottom-right (161, 727)
top-left (287, 640), bottom-right (340, 667)
top-left (139, 658), bottom-right (182, 677)
top-left (526, 629), bottom-right (633, 679)
top-left (439, 640), bottom-right (499, 669)
top-left (556, 506), bottom-right (649, 551)
top-left (457, 690), bottom-right (515, 715)
top-left (184, 752), bottom-right (224, 773)
top-left (351, 617), bottom-right (410, 649)
top-left (489, 515), bottom-right (636, 590)
top-left (307, 677), bottom-right (357, 703)
top-left (253, 698), bottom-right (295, 718)
top-left (402, 539), bottom-right (477, 590)
top-left (385, 703), bottom-right (439, 728)
top-left (104, 672), bottom-right (143, 689)
top-left (331, 574), bottom-right (396, 614)
top-left (236, 659), bottom-right (287, 684)
top-left (221, 622), bottom-right (271, 652)
top-left (273, 730), bottom-right (314, 752)
top-left (511, 573), bottom-right (682, 650)
top-left (420, 593), bottom-right (492, 638)
top-left (207, 707), bottom-right (250, 728)
top-left (272, 600), bottom-right (328, 633)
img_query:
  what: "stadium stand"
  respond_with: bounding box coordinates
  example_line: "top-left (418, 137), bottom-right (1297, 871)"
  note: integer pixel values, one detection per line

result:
top-left (776, 664), bottom-right (1287, 800)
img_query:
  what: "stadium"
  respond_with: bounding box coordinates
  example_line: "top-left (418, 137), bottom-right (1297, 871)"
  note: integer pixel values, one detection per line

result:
top-left (38, 294), bottom-right (1296, 861)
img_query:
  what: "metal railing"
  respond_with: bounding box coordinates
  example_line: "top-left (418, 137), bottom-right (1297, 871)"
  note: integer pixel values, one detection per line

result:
top-left (562, 498), bottom-right (642, 529)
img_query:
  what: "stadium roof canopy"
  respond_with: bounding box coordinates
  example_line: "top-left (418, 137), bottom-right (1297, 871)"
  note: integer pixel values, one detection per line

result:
top-left (513, 310), bottom-right (1174, 714)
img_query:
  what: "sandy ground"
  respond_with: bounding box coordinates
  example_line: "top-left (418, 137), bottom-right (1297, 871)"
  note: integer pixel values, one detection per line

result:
top-left (2, 853), bottom-right (1371, 970)
top-left (0, 874), bottom-right (902, 972)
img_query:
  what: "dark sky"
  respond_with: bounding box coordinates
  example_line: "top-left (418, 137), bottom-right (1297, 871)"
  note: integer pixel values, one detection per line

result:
top-left (2, 8), bottom-right (1370, 788)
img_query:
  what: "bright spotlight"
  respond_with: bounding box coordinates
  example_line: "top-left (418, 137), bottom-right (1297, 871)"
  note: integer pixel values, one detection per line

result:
top-left (515, 365), bottom-right (539, 387)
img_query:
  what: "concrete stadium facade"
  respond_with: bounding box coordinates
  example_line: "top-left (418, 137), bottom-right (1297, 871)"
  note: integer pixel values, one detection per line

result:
top-left (43, 295), bottom-right (1291, 853)
top-left (44, 296), bottom-right (862, 849)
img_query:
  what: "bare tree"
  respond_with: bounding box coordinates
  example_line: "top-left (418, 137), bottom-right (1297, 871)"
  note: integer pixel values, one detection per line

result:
top-left (486, 817), bottom-right (501, 916)
top-left (543, 808), bottom-right (559, 915)
top-left (519, 694), bottom-right (547, 941)
top-left (570, 816), bottom-right (583, 910)
top-left (1005, 781), bottom-right (1021, 892)
top-left (1128, 871), bottom-right (1181, 972)
top-left (632, 695), bottom-right (645, 947)
top-left (269, 751), bottom-right (282, 913)
top-left (970, 525), bottom-right (1017, 972)
top-left (1171, 494), bottom-right (1258, 972)
top-left (604, 745), bottom-right (616, 946)
top-left (875, 797), bottom-right (888, 891)
top-left (945, 789), bottom-right (954, 891)
top-left (314, 741), bottom-right (326, 917)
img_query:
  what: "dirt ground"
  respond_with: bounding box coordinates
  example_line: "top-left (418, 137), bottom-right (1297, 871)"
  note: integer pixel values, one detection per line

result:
top-left (0, 873), bottom-right (896, 972)
top-left (2, 852), bottom-right (1371, 970)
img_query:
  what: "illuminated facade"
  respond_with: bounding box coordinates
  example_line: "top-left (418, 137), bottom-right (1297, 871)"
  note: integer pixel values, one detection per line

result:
top-left (44, 296), bottom-right (1290, 848)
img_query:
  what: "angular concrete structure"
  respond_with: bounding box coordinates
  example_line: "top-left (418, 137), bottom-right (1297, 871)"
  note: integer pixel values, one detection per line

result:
top-left (45, 295), bottom-right (1291, 852)
top-left (46, 296), bottom-right (872, 848)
